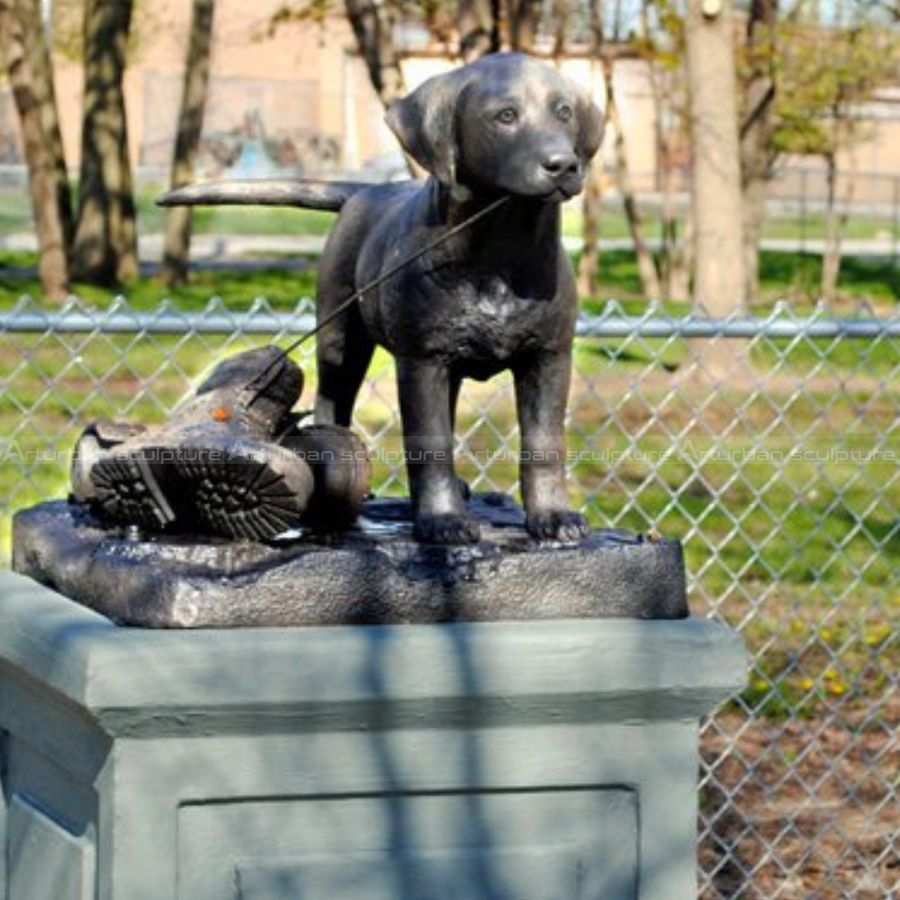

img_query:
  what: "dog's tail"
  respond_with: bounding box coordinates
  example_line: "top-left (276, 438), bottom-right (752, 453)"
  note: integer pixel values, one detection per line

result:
top-left (156, 179), bottom-right (379, 213)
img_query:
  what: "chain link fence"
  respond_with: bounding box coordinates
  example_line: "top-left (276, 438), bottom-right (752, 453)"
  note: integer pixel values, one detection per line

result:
top-left (1, 296), bottom-right (899, 898)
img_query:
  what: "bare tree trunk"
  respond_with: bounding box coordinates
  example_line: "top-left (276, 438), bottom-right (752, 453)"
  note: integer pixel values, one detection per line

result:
top-left (72, 0), bottom-right (138, 286)
top-left (457, 0), bottom-right (499, 59)
top-left (684, 0), bottom-right (745, 314)
top-left (344, 0), bottom-right (419, 177)
top-left (659, 166), bottom-right (683, 299)
top-left (584, 0), bottom-right (658, 300)
top-left (0, 0), bottom-right (72, 300)
top-left (601, 54), bottom-right (662, 301)
top-left (742, 174), bottom-right (768, 304)
top-left (161, 0), bottom-right (215, 288)
top-left (551, 0), bottom-right (568, 61)
top-left (740, 0), bottom-right (778, 304)
top-left (344, 0), bottom-right (406, 108)
top-left (507, 0), bottom-right (543, 51)
top-left (640, 0), bottom-right (690, 302)
top-left (577, 158), bottom-right (603, 297)
top-left (670, 206), bottom-right (693, 301)
top-left (647, 61), bottom-right (679, 300)
top-left (821, 151), bottom-right (843, 305)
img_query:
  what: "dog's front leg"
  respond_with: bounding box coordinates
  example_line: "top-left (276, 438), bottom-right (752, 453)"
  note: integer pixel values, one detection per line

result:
top-left (515, 352), bottom-right (589, 542)
top-left (397, 357), bottom-right (481, 544)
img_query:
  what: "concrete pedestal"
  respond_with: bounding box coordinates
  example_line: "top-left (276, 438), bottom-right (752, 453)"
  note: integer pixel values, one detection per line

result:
top-left (0, 571), bottom-right (745, 900)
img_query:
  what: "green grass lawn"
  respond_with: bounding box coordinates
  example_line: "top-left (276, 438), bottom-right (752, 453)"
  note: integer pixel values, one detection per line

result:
top-left (137, 201), bottom-right (336, 238)
top-left (562, 203), bottom-right (900, 244)
top-left (5, 244), bottom-right (900, 310)
top-left (6, 186), bottom-right (900, 243)
top-left (0, 188), bottom-right (337, 238)
top-left (0, 259), bottom-right (319, 310)
top-left (0, 192), bottom-right (31, 234)
top-left (570, 248), bottom-right (900, 309)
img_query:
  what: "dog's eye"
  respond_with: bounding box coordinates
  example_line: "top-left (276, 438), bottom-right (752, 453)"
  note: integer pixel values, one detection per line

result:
top-left (495, 108), bottom-right (519, 126)
top-left (556, 104), bottom-right (574, 123)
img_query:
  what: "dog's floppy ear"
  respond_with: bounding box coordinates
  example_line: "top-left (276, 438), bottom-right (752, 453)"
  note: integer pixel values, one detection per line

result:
top-left (386, 69), bottom-right (469, 185)
top-left (575, 93), bottom-right (605, 163)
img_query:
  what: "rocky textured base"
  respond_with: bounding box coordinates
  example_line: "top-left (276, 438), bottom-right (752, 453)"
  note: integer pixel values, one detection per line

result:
top-left (12, 496), bottom-right (688, 628)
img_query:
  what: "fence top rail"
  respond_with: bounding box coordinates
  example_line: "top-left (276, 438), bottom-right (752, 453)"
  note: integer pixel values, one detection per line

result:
top-left (3, 296), bottom-right (900, 339)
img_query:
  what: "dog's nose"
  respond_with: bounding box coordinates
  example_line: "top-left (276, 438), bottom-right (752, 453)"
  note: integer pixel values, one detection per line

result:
top-left (541, 153), bottom-right (580, 181)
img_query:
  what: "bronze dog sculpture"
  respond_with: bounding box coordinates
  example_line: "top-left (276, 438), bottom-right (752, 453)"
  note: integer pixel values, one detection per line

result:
top-left (161, 53), bottom-right (604, 544)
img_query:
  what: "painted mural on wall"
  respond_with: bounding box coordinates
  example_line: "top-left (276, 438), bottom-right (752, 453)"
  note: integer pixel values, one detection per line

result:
top-left (140, 73), bottom-right (342, 178)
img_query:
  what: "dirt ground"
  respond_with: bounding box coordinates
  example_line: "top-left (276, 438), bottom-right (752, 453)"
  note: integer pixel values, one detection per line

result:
top-left (699, 702), bottom-right (900, 899)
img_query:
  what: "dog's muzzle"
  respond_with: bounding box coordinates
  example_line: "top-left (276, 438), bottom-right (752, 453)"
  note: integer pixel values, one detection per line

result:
top-left (539, 153), bottom-right (583, 199)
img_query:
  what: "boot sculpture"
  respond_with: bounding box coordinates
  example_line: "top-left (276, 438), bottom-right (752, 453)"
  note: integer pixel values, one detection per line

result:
top-left (74, 347), bottom-right (327, 541)
top-left (281, 423), bottom-right (371, 532)
top-left (71, 420), bottom-right (150, 508)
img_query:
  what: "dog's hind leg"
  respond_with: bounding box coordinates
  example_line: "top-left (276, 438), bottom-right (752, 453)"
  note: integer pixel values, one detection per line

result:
top-left (314, 302), bottom-right (375, 427)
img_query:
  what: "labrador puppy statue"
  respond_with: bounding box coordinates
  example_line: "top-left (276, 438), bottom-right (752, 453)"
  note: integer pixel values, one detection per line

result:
top-left (161, 53), bottom-right (604, 544)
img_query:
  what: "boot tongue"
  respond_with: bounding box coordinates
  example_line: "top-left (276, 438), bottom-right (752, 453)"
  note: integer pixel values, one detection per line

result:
top-left (196, 347), bottom-right (304, 411)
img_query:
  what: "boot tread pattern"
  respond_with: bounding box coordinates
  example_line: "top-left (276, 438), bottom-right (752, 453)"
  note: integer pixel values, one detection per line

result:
top-left (90, 446), bottom-right (312, 541)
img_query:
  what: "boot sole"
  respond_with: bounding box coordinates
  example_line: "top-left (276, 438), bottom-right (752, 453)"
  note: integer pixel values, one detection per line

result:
top-left (90, 444), bottom-right (312, 541)
top-left (175, 446), bottom-right (313, 541)
top-left (91, 451), bottom-right (177, 530)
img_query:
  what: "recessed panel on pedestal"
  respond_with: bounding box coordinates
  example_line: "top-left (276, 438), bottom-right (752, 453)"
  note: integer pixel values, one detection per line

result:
top-left (179, 788), bottom-right (638, 900)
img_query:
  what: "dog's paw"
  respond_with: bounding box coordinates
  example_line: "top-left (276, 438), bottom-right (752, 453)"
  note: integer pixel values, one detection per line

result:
top-left (415, 512), bottom-right (481, 545)
top-left (526, 509), bottom-right (589, 543)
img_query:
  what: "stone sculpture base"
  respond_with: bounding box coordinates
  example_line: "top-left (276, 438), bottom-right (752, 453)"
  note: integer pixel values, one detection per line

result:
top-left (12, 496), bottom-right (688, 627)
top-left (0, 572), bottom-right (745, 900)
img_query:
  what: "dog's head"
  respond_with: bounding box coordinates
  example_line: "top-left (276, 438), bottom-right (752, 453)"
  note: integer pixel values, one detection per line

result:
top-left (386, 53), bottom-right (604, 202)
